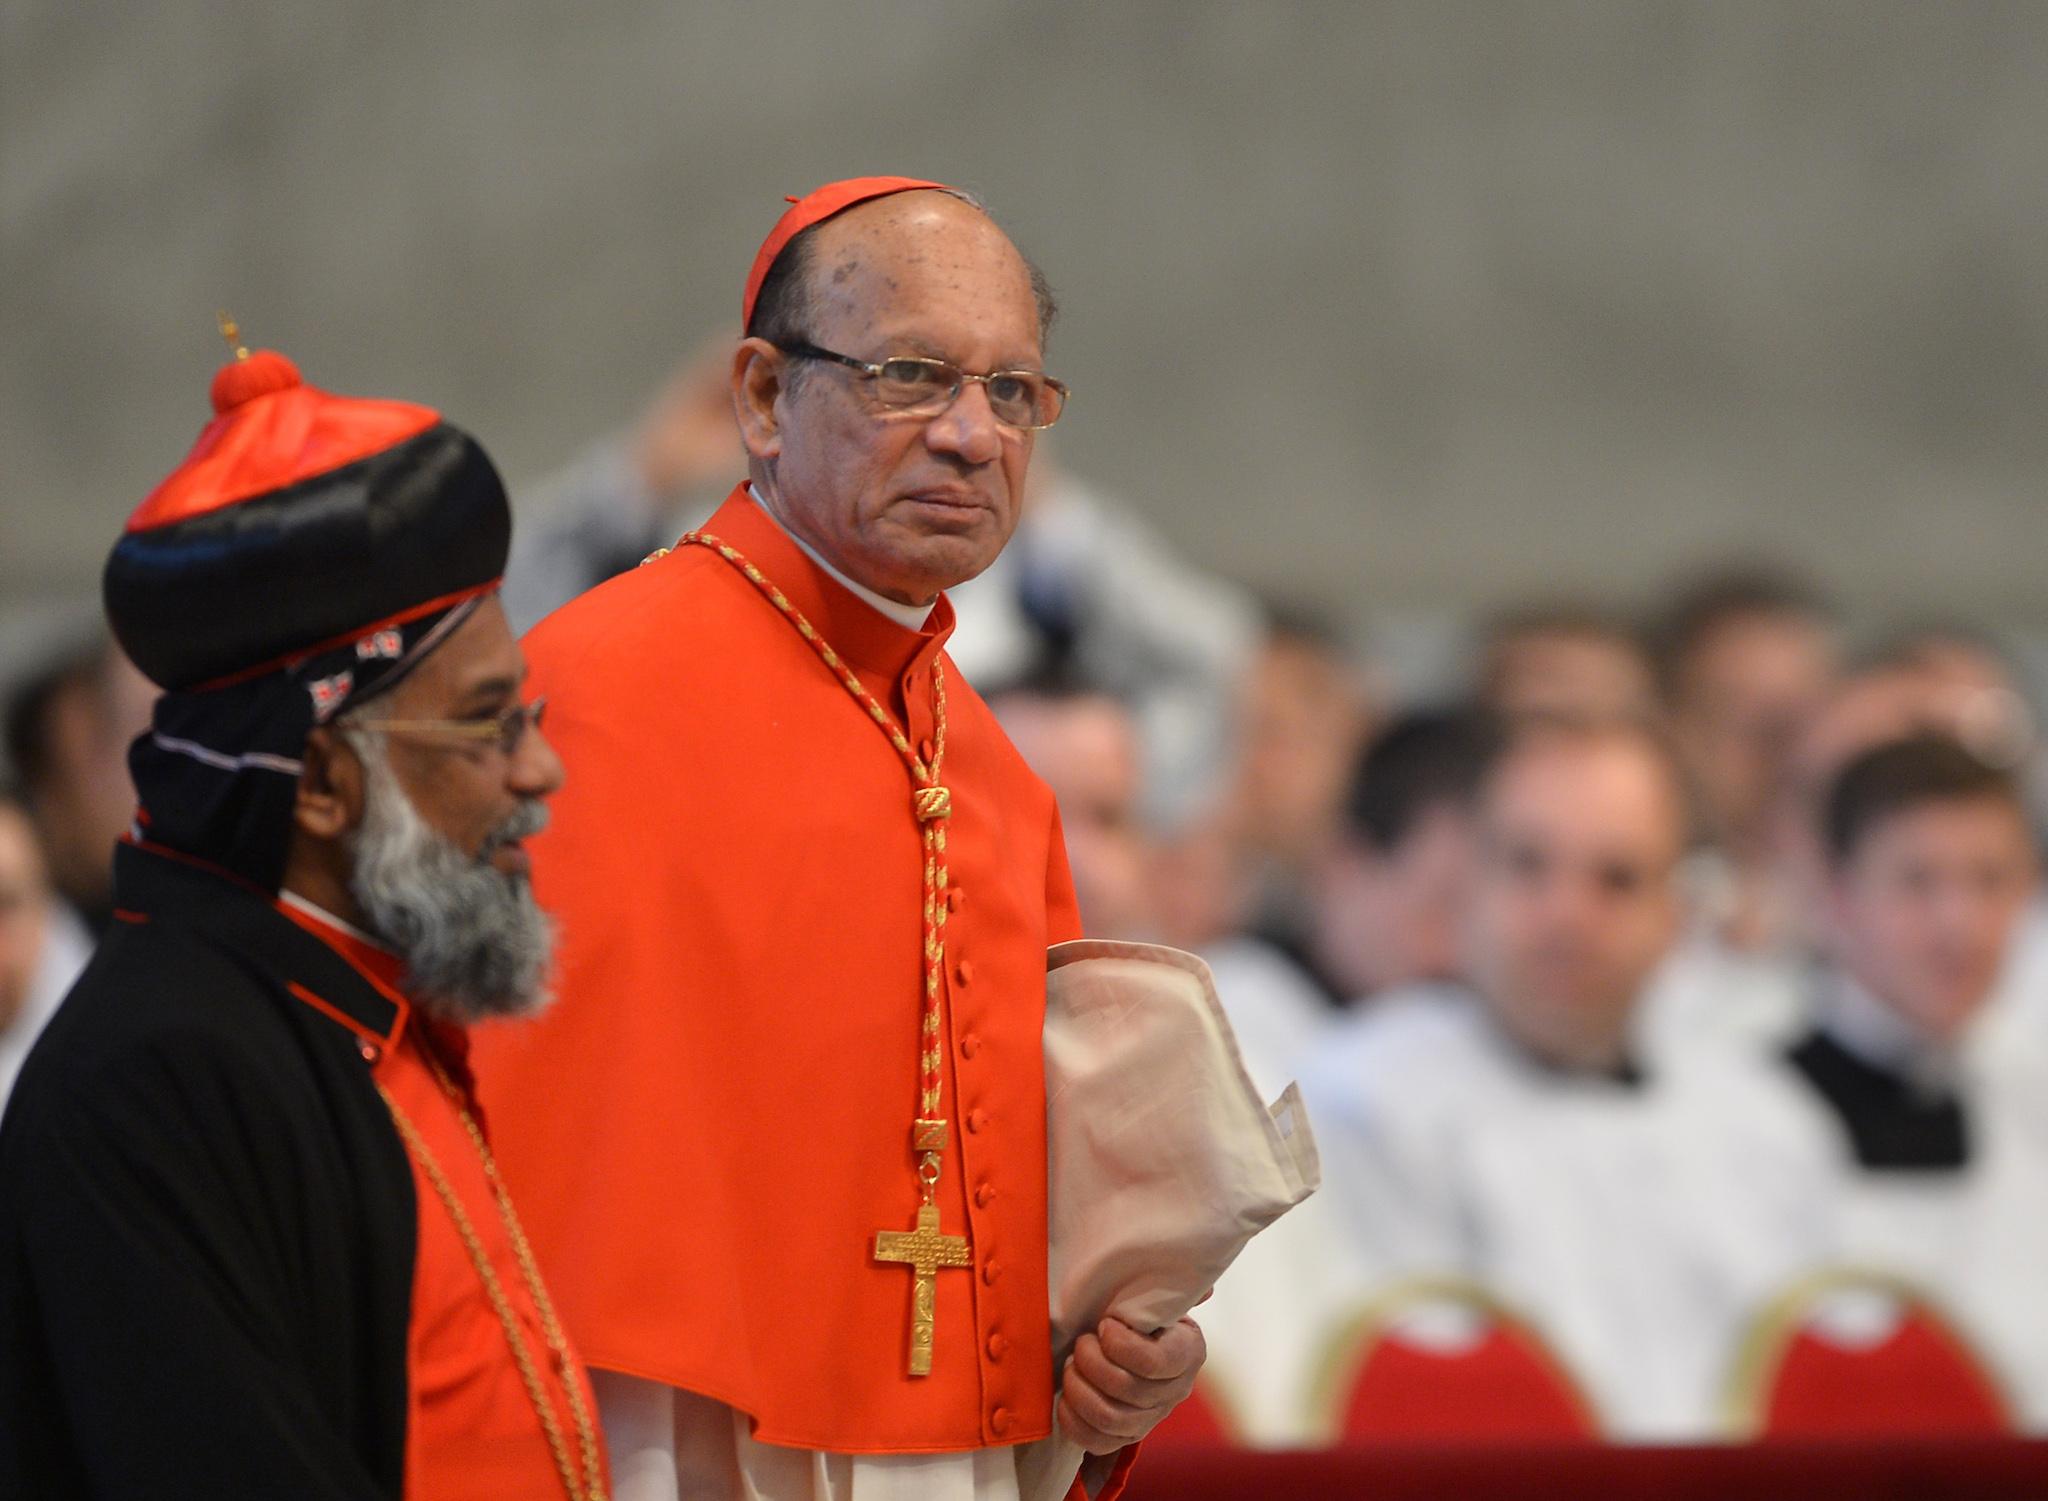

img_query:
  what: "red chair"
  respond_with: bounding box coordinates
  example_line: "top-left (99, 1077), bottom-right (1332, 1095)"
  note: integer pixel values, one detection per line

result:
top-left (1306, 1280), bottom-right (1600, 1443)
top-left (1725, 1269), bottom-right (2011, 1439)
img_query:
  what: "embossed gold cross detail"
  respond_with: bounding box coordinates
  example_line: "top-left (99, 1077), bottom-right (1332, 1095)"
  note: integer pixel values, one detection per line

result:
top-left (873, 1202), bottom-right (973, 1376)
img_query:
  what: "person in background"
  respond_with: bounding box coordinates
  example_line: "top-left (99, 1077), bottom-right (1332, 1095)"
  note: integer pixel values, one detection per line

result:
top-left (1305, 707), bottom-right (1502, 1009)
top-left (3, 635), bottom-right (156, 935)
top-left (0, 789), bottom-right (89, 1106)
top-left (1875, 622), bottom-right (2033, 709)
top-left (501, 333), bottom-right (747, 635)
top-left (1189, 708), bottom-right (1503, 1445)
top-left (1863, 622), bottom-right (2041, 828)
top-left (991, 680), bottom-right (1155, 943)
top-left (1865, 626), bottom-right (2048, 1063)
top-left (1630, 570), bottom-right (1842, 1073)
top-left (1766, 655), bottom-right (2037, 975)
top-left (1653, 567), bottom-right (1840, 959)
top-left (950, 454), bottom-right (1264, 837)
top-left (1477, 605), bottom-right (1657, 722)
top-left (0, 343), bottom-right (600, 1498)
top-left (1706, 735), bottom-right (2048, 1425)
top-left (1650, 646), bottom-right (2041, 1070)
top-left (1232, 612), bottom-right (1379, 978)
top-left (994, 674), bottom-right (1332, 1111)
top-left (1301, 714), bottom-right (1778, 1437)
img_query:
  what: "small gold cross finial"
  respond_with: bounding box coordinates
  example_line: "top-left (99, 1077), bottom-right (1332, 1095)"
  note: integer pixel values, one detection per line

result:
top-left (873, 1202), bottom-right (973, 1376)
top-left (216, 310), bottom-right (250, 361)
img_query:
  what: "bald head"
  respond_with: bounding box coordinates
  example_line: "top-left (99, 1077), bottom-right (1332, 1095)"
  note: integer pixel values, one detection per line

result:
top-left (732, 190), bottom-right (1059, 607)
top-left (748, 189), bottom-right (1056, 352)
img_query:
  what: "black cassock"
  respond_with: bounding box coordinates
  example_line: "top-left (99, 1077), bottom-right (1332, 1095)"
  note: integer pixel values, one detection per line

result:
top-left (0, 841), bottom-right (419, 1499)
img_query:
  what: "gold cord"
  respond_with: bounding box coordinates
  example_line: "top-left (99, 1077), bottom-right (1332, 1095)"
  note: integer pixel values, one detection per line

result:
top-left (676, 532), bottom-right (956, 1193)
top-left (377, 1060), bottom-right (606, 1501)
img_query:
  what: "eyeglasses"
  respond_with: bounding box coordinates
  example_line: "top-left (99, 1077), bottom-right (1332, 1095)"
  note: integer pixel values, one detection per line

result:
top-left (776, 340), bottom-right (1069, 430)
top-left (354, 699), bottom-right (547, 756)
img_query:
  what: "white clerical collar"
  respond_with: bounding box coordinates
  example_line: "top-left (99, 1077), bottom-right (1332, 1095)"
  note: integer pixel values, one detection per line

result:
top-left (279, 889), bottom-right (396, 955)
top-left (748, 485), bottom-right (935, 630)
top-left (1819, 970), bottom-right (1960, 1097)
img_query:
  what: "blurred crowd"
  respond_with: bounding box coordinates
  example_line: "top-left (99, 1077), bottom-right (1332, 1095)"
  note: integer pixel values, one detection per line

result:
top-left (8, 343), bottom-right (2048, 1445)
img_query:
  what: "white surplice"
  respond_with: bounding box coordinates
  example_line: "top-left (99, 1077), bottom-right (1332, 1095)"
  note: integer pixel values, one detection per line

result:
top-left (1294, 984), bottom-right (1797, 1439)
top-left (1197, 936), bottom-right (1336, 1105)
top-left (1637, 926), bottom-right (1810, 1074)
top-left (1701, 976), bottom-right (2048, 1428)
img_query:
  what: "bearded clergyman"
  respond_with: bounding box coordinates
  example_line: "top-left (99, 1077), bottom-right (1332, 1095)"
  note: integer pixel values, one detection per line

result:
top-left (0, 339), bottom-right (609, 1501)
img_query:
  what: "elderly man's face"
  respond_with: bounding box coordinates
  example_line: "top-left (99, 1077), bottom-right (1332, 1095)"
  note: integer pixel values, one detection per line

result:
top-left (338, 598), bottom-right (566, 1018)
top-left (365, 599), bottom-right (562, 872)
top-left (746, 192), bottom-right (1043, 606)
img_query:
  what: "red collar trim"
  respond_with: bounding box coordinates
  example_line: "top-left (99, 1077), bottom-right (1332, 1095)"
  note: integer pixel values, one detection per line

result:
top-left (274, 898), bottom-right (413, 1051)
top-left (696, 486), bottom-right (957, 683)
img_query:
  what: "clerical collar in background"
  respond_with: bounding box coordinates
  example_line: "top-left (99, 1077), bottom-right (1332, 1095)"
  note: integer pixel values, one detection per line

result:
top-left (748, 485), bottom-right (935, 631)
top-left (1789, 971), bottom-right (1970, 1171)
top-left (1467, 988), bottom-right (1649, 1091)
top-left (1816, 972), bottom-right (1961, 1102)
top-left (1512, 1038), bottom-right (1648, 1092)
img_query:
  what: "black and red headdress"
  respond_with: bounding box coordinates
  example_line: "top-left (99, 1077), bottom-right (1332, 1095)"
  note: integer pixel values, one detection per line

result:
top-left (104, 347), bottom-right (512, 891)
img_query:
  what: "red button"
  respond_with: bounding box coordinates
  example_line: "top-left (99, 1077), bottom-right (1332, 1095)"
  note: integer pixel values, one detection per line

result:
top-left (987, 1332), bottom-right (1009, 1361)
top-left (947, 888), bottom-right (966, 913)
top-left (982, 1261), bottom-right (1003, 1286)
top-left (359, 1042), bottom-right (380, 1063)
top-left (967, 1108), bottom-right (989, 1134)
top-left (975, 1182), bottom-right (997, 1208)
top-left (956, 959), bottom-right (975, 986)
top-left (960, 1034), bottom-right (982, 1060)
top-left (991, 1406), bottom-right (1013, 1435)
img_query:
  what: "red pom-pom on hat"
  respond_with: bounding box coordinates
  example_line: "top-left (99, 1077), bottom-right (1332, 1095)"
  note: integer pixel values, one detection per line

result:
top-left (209, 349), bottom-right (302, 414)
top-left (127, 350), bottom-right (440, 533)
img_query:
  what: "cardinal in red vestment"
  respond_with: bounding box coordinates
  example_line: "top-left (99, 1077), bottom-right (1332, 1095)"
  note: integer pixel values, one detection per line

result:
top-left (470, 179), bottom-right (1205, 1500)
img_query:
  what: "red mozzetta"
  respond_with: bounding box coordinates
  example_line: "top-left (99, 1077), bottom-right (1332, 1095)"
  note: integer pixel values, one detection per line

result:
top-left (470, 485), bottom-right (1083, 1454)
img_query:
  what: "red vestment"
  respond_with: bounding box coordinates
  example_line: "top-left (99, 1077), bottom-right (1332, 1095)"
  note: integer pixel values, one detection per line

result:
top-left (278, 900), bottom-right (607, 1500)
top-left (471, 487), bottom-right (1084, 1455)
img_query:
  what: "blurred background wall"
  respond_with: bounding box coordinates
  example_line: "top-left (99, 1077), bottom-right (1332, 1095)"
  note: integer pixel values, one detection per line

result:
top-left (5, 0), bottom-right (2046, 663)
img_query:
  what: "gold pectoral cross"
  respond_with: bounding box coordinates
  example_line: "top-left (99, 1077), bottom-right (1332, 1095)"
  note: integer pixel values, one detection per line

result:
top-left (873, 1201), bottom-right (973, 1376)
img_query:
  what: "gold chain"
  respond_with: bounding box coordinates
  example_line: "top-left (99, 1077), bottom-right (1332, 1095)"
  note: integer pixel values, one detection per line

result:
top-left (673, 532), bottom-right (955, 1197)
top-left (377, 1056), bottom-right (606, 1501)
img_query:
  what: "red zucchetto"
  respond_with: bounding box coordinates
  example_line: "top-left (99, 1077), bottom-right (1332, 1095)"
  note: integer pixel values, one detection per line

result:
top-left (742, 176), bottom-right (955, 331)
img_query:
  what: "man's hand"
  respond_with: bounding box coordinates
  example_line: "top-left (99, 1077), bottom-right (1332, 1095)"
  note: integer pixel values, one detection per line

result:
top-left (1056, 1315), bottom-right (1207, 1455)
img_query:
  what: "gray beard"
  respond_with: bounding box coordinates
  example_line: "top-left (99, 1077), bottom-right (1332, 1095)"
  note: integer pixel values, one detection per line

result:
top-left (344, 730), bottom-right (555, 1024)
